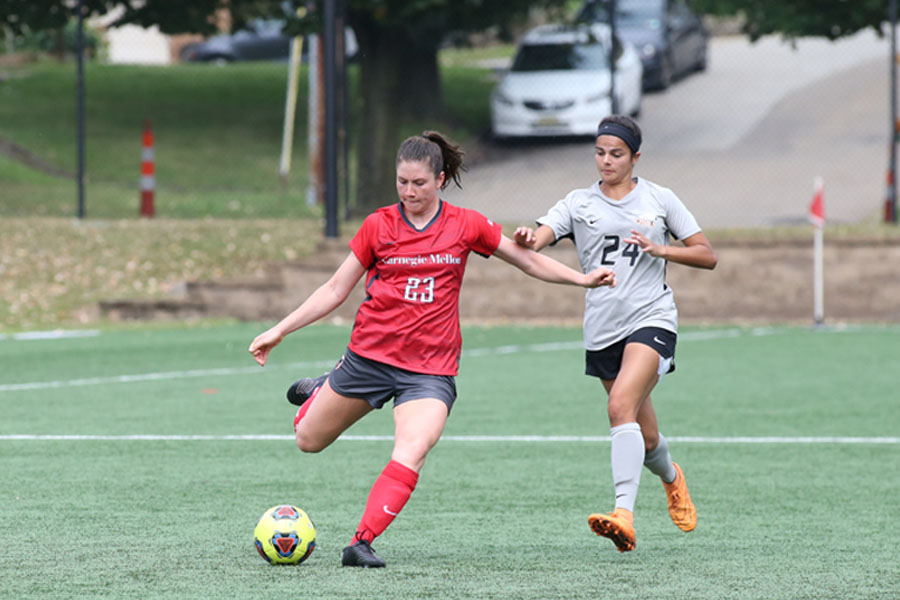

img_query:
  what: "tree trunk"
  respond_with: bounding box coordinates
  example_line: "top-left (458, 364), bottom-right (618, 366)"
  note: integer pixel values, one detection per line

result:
top-left (348, 13), bottom-right (444, 216)
top-left (54, 27), bottom-right (66, 62)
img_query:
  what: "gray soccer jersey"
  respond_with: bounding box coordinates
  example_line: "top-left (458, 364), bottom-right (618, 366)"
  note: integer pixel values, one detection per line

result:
top-left (537, 177), bottom-right (701, 351)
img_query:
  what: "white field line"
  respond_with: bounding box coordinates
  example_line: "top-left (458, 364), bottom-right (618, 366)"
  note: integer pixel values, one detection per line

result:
top-left (0, 327), bottom-right (769, 393)
top-left (0, 434), bottom-right (897, 444)
top-left (3, 323), bottom-right (891, 343)
top-left (0, 329), bottom-right (101, 341)
top-left (0, 360), bottom-right (337, 392)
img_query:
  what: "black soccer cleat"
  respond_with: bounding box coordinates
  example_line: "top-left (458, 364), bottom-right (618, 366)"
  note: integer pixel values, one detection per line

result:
top-left (341, 540), bottom-right (386, 568)
top-left (286, 374), bottom-right (327, 407)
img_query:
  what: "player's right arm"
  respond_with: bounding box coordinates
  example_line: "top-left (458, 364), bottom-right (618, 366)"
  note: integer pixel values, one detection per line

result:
top-left (513, 224), bottom-right (556, 252)
top-left (249, 252), bottom-right (366, 366)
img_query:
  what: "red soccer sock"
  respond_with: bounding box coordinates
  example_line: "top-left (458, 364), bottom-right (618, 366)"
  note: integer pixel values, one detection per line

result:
top-left (351, 460), bottom-right (419, 545)
top-left (292, 386), bottom-right (322, 433)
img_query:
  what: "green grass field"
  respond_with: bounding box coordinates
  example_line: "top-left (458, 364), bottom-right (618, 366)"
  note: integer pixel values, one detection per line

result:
top-left (2, 322), bottom-right (898, 599)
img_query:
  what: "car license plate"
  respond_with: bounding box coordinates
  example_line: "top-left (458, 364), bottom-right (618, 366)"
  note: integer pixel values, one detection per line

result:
top-left (535, 116), bottom-right (563, 127)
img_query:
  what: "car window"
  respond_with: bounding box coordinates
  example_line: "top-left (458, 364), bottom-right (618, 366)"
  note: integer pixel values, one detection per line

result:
top-left (671, 0), bottom-right (697, 23)
top-left (250, 19), bottom-right (285, 35)
top-left (511, 42), bottom-right (610, 71)
top-left (578, 0), bottom-right (665, 28)
top-left (672, 0), bottom-right (691, 16)
top-left (617, 0), bottom-right (665, 26)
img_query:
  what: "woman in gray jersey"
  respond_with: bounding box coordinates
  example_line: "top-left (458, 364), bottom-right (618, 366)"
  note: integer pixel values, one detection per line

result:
top-left (514, 115), bottom-right (717, 553)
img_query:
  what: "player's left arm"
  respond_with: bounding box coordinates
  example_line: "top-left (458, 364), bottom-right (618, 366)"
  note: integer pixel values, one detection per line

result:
top-left (493, 235), bottom-right (616, 288)
top-left (624, 230), bottom-right (717, 270)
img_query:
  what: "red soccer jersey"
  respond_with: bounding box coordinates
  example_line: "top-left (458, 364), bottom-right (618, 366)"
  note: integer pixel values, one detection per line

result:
top-left (347, 201), bottom-right (503, 376)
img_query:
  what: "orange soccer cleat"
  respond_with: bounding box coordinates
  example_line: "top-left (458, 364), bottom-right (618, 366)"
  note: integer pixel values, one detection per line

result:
top-left (663, 462), bottom-right (697, 532)
top-left (588, 508), bottom-right (636, 553)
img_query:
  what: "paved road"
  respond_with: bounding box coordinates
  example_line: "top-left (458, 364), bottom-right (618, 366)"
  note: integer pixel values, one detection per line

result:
top-left (444, 30), bottom-right (891, 228)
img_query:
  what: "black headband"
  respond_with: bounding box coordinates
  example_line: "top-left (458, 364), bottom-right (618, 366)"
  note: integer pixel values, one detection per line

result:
top-left (596, 122), bottom-right (641, 153)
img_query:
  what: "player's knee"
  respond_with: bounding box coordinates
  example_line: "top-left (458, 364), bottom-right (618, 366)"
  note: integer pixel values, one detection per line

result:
top-left (642, 431), bottom-right (659, 453)
top-left (391, 441), bottom-right (432, 471)
top-left (606, 396), bottom-right (636, 425)
top-left (295, 431), bottom-right (326, 453)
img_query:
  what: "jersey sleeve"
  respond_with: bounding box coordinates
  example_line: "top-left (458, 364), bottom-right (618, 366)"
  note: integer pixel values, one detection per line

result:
top-left (348, 213), bottom-right (379, 268)
top-left (662, 189), bottom-right (702, 241)
top-left (535, 195), bottom-right (575, 244)
top-left (465, 209), bottom-right (503, 257)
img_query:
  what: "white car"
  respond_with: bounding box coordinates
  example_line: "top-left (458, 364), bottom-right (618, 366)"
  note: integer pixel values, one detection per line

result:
top-left (490, 23), bottom-right (643, 138)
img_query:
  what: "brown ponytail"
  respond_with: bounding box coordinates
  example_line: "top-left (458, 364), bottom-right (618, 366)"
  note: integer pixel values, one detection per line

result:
top-left (396, 130), bottom-right (466, 189)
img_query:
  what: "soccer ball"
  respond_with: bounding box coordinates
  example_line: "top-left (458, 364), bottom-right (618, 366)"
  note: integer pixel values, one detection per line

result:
top-left (254, 504), bottom-right (317, 565)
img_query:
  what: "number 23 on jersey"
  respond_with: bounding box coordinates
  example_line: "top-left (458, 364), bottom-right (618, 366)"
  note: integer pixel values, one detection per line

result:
top-left (404, 277), bottom-right (435, 303)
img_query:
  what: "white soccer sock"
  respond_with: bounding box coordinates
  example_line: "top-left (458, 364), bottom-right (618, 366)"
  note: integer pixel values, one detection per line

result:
top-left (643, 432), bottom-right (678, 483)
top-left (610, 422), bottom-right (644, 513)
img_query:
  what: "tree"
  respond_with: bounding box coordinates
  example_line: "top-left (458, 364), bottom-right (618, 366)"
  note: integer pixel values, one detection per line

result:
top-left (688, 0), bottom-right (889, 41)
top-left (1, 0), bottom-right (230, 35)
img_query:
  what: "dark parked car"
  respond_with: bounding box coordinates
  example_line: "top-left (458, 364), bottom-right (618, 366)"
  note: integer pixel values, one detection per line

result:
top-left (577, 0), bottom-right (707, 90)
top-left (180, 19), bottom-right (357, 64)
top-left (181, 19), bottom-right (292, 63)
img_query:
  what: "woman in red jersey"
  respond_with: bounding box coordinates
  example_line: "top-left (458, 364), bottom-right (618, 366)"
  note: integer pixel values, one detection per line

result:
top-left (249, 131), bottom-right (616, 568)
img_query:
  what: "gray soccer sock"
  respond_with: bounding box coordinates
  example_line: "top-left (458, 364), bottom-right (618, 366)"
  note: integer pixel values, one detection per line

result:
top-left (610, 422), bottom-right (644, 513)
top-left (643, 432), bottom-right (677, 483)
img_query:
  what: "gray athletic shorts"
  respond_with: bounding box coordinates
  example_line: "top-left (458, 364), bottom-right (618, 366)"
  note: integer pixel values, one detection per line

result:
top-left (585, 327), bottom-right (677, 381)
top-left (328, 348), bottom-right (457, 412)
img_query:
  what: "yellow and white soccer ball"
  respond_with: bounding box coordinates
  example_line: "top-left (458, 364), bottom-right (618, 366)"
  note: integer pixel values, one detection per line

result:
top-left (254, 505), bottom-right (317, 565)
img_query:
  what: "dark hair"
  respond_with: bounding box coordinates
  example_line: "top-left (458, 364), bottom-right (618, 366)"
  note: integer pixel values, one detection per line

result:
top-left (396, 131), bottom-right (466, 190)
top-left (596, 115), bottom-right (642, 154)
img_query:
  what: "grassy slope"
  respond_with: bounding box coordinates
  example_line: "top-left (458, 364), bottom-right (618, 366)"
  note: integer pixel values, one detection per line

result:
top-left (0, 217), bottom-right (326, 330)
top-left (1, 62), bottom-right (315, 218)
top-left (0, 55), bottom-right (501, 219)
top-left (0, 50), bottom-right (506, 331)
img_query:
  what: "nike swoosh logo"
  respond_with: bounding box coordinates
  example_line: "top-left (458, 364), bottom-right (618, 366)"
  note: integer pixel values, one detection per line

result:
top-left (653, 336), bottom-right (666, 346)
top-left (383, 505), bottom-right (399, 516)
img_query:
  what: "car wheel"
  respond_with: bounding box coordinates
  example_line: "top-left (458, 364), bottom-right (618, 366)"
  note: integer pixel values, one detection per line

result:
top-left (656, 54), bottom-right (673, 90)
top-left (694, 46), bottom-right (708, 72)
top-left (205, 55), bottom-right (233, 66)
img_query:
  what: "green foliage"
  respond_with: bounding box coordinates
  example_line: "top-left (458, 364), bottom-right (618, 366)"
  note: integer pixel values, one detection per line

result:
top-left (0, 0), bottom-right (88, 34)
top-left (1, 17), bottom-right (102, 56)
top-left (2, 0), bottom-right (571, 38)
top-left (688, 0), bottom-right (889, 40)
top-left (342, 0), bottom-right (570, 38)
top-left (686, 0), bottom-right (742, 16)
top-left (115, 0), bottom-right (283, 35)
top-left (0, 0), bottom-right (279, 36)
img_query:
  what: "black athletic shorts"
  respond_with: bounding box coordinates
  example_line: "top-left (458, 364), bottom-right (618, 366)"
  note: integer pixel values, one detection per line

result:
top-left (328, 347), bottom-right (457, 412)
top-left (585, 327), bottom-right (677, 381)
